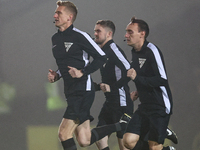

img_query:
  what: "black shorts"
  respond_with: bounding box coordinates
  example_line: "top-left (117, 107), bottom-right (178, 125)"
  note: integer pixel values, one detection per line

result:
top-left (126, 108), bottom-right (170, 144)
top-left (63, 90), bottom-right (95, 124)
top-left (97, 102), bottom-right (133, 139)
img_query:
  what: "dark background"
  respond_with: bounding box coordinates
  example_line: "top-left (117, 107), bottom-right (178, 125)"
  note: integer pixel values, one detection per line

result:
top-left (0, 0), bottom-right (200, 149)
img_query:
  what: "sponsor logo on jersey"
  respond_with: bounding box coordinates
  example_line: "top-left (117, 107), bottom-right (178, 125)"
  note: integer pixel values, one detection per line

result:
top-left (64, 42), bottom-right (73, 52)
top-left (103, 58), bottom-right (109, 68)
top-left (139, 58), bottom-right (146, 68)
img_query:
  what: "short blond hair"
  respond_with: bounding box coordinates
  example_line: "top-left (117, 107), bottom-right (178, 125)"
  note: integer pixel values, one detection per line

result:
top-left (56, 1), bottom-right (78, 22)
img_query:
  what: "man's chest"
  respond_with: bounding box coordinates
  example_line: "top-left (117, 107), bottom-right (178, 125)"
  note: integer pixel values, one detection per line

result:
top-left (52, 38), bottom-right (83, 59)
top-left (131, 53), bottom-right (152, 75)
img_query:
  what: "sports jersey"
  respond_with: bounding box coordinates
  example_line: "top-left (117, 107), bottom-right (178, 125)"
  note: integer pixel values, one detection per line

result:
top-left (131, 40), bottom-right (173, 115)
top-left (98, 40), bottom-right (133, 111)
top-left (51, 24), bottom-right (106, 95)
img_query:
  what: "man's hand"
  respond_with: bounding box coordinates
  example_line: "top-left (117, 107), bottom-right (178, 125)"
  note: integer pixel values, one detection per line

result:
top-left (48, 69), bottom-right (57, 83)
top-left (130, 91), bottom-right (139, 101)
top-left (68, 66), bottom-right (83, 78)
top-left (127, 68), bottom-right (137, 80)
top-left (100, 83), bottom-right (111, 92)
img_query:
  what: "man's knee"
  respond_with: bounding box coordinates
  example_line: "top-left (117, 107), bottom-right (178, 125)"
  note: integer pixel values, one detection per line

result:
top-left (58, 129), bottom-right (73, 141)
top-left (76, 137), bottom-right (90, 147)
top-left (58, 118), bottom-right (78, 141)
top-left (149, 145), bottom-right (163, 150)
top-left (148, 141), bottom-right (163, 150)
top-left (123, 133), bottom-right (139, 149)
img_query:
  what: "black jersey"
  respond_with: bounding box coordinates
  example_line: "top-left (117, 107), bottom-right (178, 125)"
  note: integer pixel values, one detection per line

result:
top-left (100, 40), bottom-right (133, 109)
top-left (131, 40), bottom-right (173, 115)
top-left (51, 25), bottom-right (106, 95)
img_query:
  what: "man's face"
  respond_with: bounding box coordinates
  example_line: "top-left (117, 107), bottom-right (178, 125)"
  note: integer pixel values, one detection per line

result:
top-left (94, 24), bottom-right (108, 46)
top-left (125, 23), bottom-right (144, 47)
top-left (54, 6), bottom-right (71, 30)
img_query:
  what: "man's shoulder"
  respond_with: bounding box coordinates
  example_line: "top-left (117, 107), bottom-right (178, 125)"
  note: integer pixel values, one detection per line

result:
top-left (109, 42), bottom-right (127, 57)
top-left (72, 27), bottom-right (88, 37)
top-left (72, 27), bottom-right (93, 42)
top-left (109, 41), bottom-right (123, 52)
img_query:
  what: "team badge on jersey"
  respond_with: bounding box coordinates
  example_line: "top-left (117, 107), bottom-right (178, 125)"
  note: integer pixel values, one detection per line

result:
top-left (139, 58), bottom-right (146, 68)
top-left (64, 42), bottom-right (73, 52)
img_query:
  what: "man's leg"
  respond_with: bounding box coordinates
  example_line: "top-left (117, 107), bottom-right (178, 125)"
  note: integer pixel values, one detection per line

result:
top-left (148, 141), bottom-right (176, 150)
top-left (123, 133), bottom-right (140, 149)
top-left (131, 140), bottom-right (149, 150)
top-left (148, 141), bottom-right (163, 150)
top-left (116, 127), bottom-right (130, 150)
top-left (74, 120), bottom-right (92, 147)
top-left (90, 113), bottom-right (131, 145)
top-left (118, 138), bottom-right (129, 150)
top-left (94, 115), bottom-right (131, 150)
top-left (128, 140), bottom-right (175, 150)
top-left (130, 137), bottom-right (176, 150)
top-left (131, 127), bottom-right (177, 150)
top-left (75, 113), bottom-right (131, 147)
top-left (147, 114), bottom-right (176, 150)
top-left (95, 136), bottom-right (110, 150)
top-left (59, 118), bottom-right (79, 150)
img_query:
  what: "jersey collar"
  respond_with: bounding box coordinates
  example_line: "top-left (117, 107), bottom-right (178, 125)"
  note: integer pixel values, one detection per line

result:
top-left (58, 24), bottom-right (74, 35)
top-left (102, 39), bottom-right (114, 51)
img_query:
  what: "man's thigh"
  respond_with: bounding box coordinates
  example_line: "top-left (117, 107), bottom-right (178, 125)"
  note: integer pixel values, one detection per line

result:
top-left (74, 120), bottom-right (91, 145)
top-left (126, 109), bottom-right (149, 135)
top-left (59, 118), bottom-right (79, 140)
top-left (149, 114), bottom-right (170, 144)
top-left (64, 91), bottom-right (95, 124)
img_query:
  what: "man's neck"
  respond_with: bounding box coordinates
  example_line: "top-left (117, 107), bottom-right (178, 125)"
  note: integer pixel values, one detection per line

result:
top-left (58, 23), bottom-right (72, 32)
top-left (133, 40), bottom-right (144, 52)
top-left (100, 38), bottom-right (112, 48)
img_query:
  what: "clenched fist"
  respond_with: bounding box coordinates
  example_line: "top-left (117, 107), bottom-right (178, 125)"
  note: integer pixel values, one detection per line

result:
top-left (127, 68), bottom-right (137, 80)
top-left (68, 66), bottom-right (83, 78)
top-left (100, 83), bottom-right (111, 93)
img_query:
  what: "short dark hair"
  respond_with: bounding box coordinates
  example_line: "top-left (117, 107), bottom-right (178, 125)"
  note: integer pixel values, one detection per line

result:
top-left (96, 20), bottom-right (116, 36)
top-left (130, 17), bottom-right (149, 38)
top-left (56, 1), bottom-right (78, 22)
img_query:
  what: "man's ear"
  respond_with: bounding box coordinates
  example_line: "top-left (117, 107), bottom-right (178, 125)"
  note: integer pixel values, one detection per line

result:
top-left (107, 31), bottom-right (113, 38)
top-left (140, 31), bottom-right (145, 38)
top-left (68, 13), bottom-right (73, 21)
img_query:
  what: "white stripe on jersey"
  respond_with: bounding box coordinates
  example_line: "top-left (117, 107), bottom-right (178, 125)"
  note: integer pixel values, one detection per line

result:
top-left (110, 42), bottom-right (129, 107)
top-left (82, 51), bottom-right (91, 91)
top-left (115, 62), bottom-right (126, 106)
top-left (82, 50), bottom-right (89, 67)
top-left (147, 43), bottom-right (167, 79)
top-left (73, 27), bottom-right (106, 56)
top-left (86, 74), bottom-right (92, 91)
top-left (110, 43), bottom-right (130, 70)
top-left (160, 86), bottom-right (171, 114)
top-left (119, 87), bottom-right (127, 106)
top-left (115, 65), bottom-right (121, 81)
top-left (147, 43), bottom-right (171, 114)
